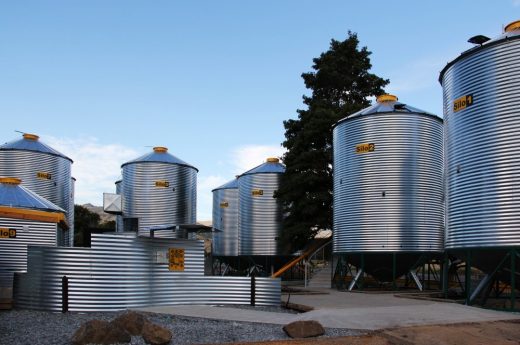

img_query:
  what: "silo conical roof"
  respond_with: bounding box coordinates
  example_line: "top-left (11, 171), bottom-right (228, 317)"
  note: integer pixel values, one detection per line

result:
top-left (0, 133), bottom-right (72, 162)
top-left (335, 94), bottom-right (437, 126)
top-left (212, 178), bottom-right (238, 192)
top-left (0, 177), bottom-right (65, 213)
top-left (121, 146), bottom-right (198, 171)
top-left (239, 158), bottom-right (285, 176)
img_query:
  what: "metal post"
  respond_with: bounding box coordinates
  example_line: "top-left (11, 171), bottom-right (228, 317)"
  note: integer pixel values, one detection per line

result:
top-left (511, 248), bottom-right (516, 311)
top-left (62, 275), bottom-right (68, 313)
top-left (427, 261), bottom-right (431, 290)
top-left (392, 253), bottom-right (397, 291)
top-left (250, 275), bottom-right (256, 306)
top-left (360, 253), bottom-right (365, 290)
top-left (465, 250), bottom-right (472, 305)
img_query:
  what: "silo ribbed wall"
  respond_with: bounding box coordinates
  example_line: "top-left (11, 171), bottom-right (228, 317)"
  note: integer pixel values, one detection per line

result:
top-left (333, 113), bottom-right (444, 253)
top-left (122, 162), bottom-right (197, 236)
top-left (238, 173), bottom-right (283, 256)
top-left (212, 187), bottom-right (239, 256)
top-left (442, 34), bottom-right (520, 249)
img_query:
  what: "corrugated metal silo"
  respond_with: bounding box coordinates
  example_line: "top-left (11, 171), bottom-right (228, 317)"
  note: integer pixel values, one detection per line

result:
top-left (0, 133), bottom-right (74, 247)
top-left (212, 178), bottom-right (239, 256)
top-left (440, 20), bottom-right (520, 294)
top-left (238, 158), bottom-right (285, 256)
top-left (332, 94), bottom-right (444, 282)
top-left (121, 147), bottom-right (198, 237)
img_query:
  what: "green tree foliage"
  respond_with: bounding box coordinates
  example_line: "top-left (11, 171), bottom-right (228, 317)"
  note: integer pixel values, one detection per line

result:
top-left (277, 32), bottom-right (388, 252)
top-left (73, 204), bottom-right (101, 246)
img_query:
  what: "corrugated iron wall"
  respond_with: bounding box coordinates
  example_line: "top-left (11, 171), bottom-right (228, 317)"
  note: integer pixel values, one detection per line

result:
top-left (15, 233), bottom-right (280, 311)
top-left (0, 217), bottom-right (58, 288)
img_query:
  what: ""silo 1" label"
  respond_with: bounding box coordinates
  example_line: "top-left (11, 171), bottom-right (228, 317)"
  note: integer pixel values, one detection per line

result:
top-left (356, 143), bottom-right (375, 154)
top-left (453, 94), bottom-right (474, 113)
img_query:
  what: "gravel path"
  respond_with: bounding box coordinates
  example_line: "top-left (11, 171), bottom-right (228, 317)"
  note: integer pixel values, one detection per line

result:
top-left (0, 309), bottom-right (364, 345)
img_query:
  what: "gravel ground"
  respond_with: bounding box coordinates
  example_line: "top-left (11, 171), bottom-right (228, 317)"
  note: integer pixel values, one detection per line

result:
top-left (0, 309), bottom-right (364, 345)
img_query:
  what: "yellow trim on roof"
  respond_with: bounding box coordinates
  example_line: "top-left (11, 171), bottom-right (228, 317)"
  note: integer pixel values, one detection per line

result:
top-left (153, 146), bottom-right (168, 153)
top-left (505, 20), bottom-right (520, 33)
top-left (0, 206), bottom-right (69, 230)
top-left (376, 94), bottom-right (398, 103)
top-left (0, 177), bottom-right (22, 185)
top-left (266, 157), bottom-right (279, 163)
top-left (23, 133), bottom-right (39, 141)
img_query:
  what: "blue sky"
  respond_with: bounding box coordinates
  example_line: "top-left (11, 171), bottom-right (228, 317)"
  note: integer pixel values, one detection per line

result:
top-left (1, 1), bottom-right (518, 220)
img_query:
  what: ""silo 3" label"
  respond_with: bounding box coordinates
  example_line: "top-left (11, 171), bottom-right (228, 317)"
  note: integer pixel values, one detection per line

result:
top-left (453, 94), bottom-right (474, 113)
top-left (356, 143), bottom-right (375, 154)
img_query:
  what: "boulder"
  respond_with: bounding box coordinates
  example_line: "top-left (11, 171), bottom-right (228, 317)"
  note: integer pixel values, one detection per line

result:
top-left (112, 311), bottom-right (148, 335)
top-left (142, 321), bottom-right (172, 345)
top-left (71, 319), bottom-right (131, 345)
top-left (283, 320), bottom-right (325, 338)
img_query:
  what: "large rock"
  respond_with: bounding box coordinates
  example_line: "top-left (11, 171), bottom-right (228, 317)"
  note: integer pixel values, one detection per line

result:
top-left (283, 320), bottom-right (325, 338)
top-left (142, 321), bottom-right (172, 345)
top-left (71, 319), bottom-right (131, 345)
top-left (112, 311), bottom-right (148, 335)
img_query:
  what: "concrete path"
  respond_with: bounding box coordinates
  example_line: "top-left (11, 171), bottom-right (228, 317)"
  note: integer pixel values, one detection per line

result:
top-left (138, 288), bottom-right (520, 331)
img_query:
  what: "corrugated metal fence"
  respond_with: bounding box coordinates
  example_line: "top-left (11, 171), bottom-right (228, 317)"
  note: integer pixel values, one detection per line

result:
top-left (15, 233), bottom-right (280, 312)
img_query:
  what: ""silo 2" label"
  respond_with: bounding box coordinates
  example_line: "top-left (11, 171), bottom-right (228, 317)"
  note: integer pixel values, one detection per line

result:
top-left (453, 94), bottom-right (474, 113)
top-left (356, 143), bottom-right (375, 154)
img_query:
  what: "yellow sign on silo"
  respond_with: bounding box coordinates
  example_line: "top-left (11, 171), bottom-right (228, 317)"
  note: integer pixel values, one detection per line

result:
top-left (168, 248), bottom-right (184, 271)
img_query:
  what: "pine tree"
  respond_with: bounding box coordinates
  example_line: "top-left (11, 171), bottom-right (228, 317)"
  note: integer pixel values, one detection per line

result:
top-left (277, 32), bottom-right (388, 251)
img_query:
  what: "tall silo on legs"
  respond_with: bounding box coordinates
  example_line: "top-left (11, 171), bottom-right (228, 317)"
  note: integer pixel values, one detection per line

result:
top-left (440, 20), bottom-right (520, 308)
top-left (332, 95), bottom-right (444, 290)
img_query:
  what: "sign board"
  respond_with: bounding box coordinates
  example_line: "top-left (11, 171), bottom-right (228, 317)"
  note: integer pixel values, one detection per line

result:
top-left (453, 94), bottom-right (474, 113)
top-left (356, 143), bottom-right (375, 154)
top-left (37, 172), bottom-right (52, 180)
top-left (155, 180), bottom-right (170, 188)
top-left (0, 228), bottom-right (16, 238)
top-left (251, 189), bottom-right (264, 196)
top-left (168, 248), bottom-right (185, 271)
top-left (220, 202), bottom-right (229, 208)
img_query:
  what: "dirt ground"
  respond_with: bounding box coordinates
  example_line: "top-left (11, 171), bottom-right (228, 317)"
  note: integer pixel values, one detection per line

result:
top-left (223, 320), bottom-right (520, 345)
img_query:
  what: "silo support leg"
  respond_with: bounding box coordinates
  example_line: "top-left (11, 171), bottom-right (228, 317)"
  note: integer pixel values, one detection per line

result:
top-left (511, 248), bottom-right (516, 311)
top-left (392, 253), bottom-right (397, 291)
top-left (469, 274), bottom-right (491, 304)
top-left (465, 250), bottom-right (472, 305)
top-left (442, 254), bottom-right (449, 299)
top-left (409, 270), bottom-right (423, 291)
top-left (348, 268), bottom-right (364, 291)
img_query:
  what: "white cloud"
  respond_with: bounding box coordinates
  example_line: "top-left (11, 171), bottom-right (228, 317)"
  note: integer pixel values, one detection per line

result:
top-left (231, 144), bottom-right (286, 174)
top-left (45, 136), bottom-right (139, 206)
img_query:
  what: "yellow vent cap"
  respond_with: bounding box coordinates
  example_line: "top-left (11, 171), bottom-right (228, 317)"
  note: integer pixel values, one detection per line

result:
top-left (376, 94), bottom-right (398, 103)
top-left (0, 177), bottom-right (22, 185)
top-left (23, 133), bottom-right (39, 141)
top-left (266, 157), bottom-right (279, 163)
top-left (505, 20), bottom-right (520, 33)
top-left (153, 147), bottom-right (168, 153)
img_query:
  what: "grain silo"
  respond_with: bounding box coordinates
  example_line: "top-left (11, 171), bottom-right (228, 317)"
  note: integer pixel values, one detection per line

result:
top-left (332, 94), bottom-right (443, 286)
top-left (121, 147), bottom-right (198, 237)
top-left (440, 20), bottom-right (520, 306)
top-left (0, 133), bottom-right (73, 247)
top-left (212, 178), bottom-right (239, 257)
top-left (238, 158), bottom-right (285, 257)
top-left (0, 177), bottom-right (67, 304)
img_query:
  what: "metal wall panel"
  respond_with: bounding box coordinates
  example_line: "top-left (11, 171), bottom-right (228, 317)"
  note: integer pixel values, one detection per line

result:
top-left (441, 31), bottom-right (520, 248)
top-left (0, 144), bottom-right (73, 246)
top-left (0, 217), bottom-right (58, 287)
top-left (15, 233), bottom-right (280, 311)
top-left (122, 162), bottom-right (197, 236)
top-left (333, 110), bottom-right (444, 253)
top-left (238, 172), bottom-right (284, 256)
top-left (212, 183), bottom-right (239, 256)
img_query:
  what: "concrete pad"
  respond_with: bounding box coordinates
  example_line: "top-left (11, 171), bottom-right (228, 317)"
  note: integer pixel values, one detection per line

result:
top-left (138, 289), bottom-right (520, 331)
